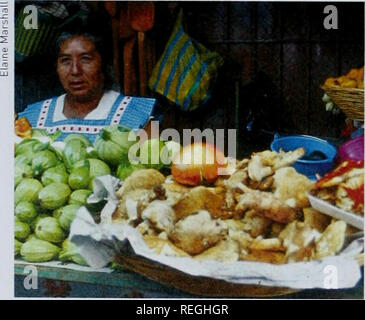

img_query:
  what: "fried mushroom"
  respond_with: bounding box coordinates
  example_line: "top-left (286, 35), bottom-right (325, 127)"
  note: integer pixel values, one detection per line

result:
top-left (116, 169), bottom-right (165, 199)
top-left (168, 210), bottom-right (227, 255)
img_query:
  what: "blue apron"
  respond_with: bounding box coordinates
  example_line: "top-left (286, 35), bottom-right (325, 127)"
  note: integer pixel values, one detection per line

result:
top-left (18, 92), bottom-right (156, 143)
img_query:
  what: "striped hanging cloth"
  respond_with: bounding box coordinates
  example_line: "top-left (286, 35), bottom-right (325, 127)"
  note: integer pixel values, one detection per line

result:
top-left (15, 3), bottom-right (88, 62)
top-left (15, 8), bottom-right (62, 62)
top-left (148, 10), bottom-right (224, 112)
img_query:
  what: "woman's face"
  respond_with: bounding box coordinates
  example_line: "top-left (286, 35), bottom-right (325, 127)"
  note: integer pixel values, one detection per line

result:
top-left (57, 35), bottom-right (105, 101)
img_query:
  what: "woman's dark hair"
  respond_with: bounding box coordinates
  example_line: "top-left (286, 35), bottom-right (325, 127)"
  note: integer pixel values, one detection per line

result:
top-left (55, 31), bottom-right (115, 90)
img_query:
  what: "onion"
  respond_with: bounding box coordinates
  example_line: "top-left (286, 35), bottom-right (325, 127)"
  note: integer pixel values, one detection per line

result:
top-left (171, 142), bottom-right (226, 186)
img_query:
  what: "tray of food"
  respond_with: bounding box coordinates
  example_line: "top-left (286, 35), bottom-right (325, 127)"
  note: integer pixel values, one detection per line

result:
top-left (68, 145), bottom-right (364, 297)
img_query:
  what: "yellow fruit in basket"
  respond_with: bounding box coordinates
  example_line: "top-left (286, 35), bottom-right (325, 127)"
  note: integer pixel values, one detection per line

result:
top-left (336, 75), bottom-right (348, 84)
top-left (358, 81), bottom-right (364, 89)
top-left (341, 79), bottom-right (358, 88)
top-left (356, 66), bottom-right (364, 82)
top-left (346, 68), bottom-right (359, 80)
top-left (324, 77), bottom-right (336, 86)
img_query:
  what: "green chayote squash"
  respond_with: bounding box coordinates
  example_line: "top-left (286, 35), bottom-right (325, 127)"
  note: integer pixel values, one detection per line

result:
top-left (15, 139), bottom-right (42, 157)
top-left (86, 146), bottom-right (98, 159)
top-left (59, 238), bottom-right (88, 266)
top-left (15, 163), bottom-right (34, 188)
top-left (94, 125), bottom-right (137, 167)
top-left (15, 219), bottom-right (31, 241)
top-left (68, 166), bottom-right (91, 190)
top-left (139, 138), bottom-right (165, 170)
top-left (73, 159), bottom-right (111, 189)
top-left (49, 141), bottom-right (65, 160)
top-left (53, 207), bottom-right (63, 219)
top-left (69, 189), bottom-right (93, 206)
top-left (32, 128), bottom-right (62, 144)
top-left (26, 234), bottom-right (37, 241)
top-left (38, 182), bottom-right (71, 210)
top-left (35, 217), bottom-right (65, 244)
top-left (31, 213), bottom-right (49, 232)
top-left (116, 162), bottom-right (144, 181)
top-left (57, 204), bottom-right (81, 232)
top-left (20, 238), bottom-right (60, 262)
top-left (15, 178), bottom-right (43, 205)
top-left (63, 139), bottom-right (88, 171)
top-left (31, 149), bottom-right (58, 176)
top-left (64, 134), bottom-right (91, 147)
top-left (15, 201), bottom-right (37, 223)
top-left (15, 153), bottom-right (33, 166)
top-left (41, 163), bottom-right (69, 186)
top-left (15, 239), bottom-right (23, 257)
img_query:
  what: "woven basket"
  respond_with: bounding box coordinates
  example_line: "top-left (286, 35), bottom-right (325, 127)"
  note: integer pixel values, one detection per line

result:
top-left (114, 252), bottom-right (364, 297)
top-left (114, 254), bottom-right (299, 297)
top-left (322, 85), bottom-right (364, 121)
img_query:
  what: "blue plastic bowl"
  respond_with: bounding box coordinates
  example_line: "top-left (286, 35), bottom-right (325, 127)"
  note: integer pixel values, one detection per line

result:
top-left (270, 135), bottom-right (337, 180)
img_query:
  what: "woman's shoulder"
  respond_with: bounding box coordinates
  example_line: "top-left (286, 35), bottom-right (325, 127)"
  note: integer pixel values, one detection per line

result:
top-left (107, 89), bottom-right (156, 102)
top-left (21, 96), bottom-right (59, 112)
top-left (17, 96), bottom-right (59, 126)
top-left (104, 90), bottom-right (157, 117)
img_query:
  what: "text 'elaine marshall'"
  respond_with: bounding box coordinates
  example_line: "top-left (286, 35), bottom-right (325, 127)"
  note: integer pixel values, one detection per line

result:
top-left (0, 0), bottom-right (9, 77)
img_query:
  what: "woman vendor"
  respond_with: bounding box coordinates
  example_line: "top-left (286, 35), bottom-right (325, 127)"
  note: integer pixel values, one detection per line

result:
top-left (17, 31), bottom-right (156, 143)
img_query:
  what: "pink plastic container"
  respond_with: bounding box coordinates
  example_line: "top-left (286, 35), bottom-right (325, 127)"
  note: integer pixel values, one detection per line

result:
top-left (338, 135), bottom-right (364, 162)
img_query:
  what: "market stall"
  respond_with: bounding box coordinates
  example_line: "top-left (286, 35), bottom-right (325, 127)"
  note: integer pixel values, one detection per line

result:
top-left (14, 1), bottom-right (364, 299)
top-left (14, 123), bottom-right (364, 298)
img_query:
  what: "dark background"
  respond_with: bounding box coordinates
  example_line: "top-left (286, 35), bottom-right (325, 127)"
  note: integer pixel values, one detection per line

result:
top-left (15, 1), bottom-right (364, 158)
